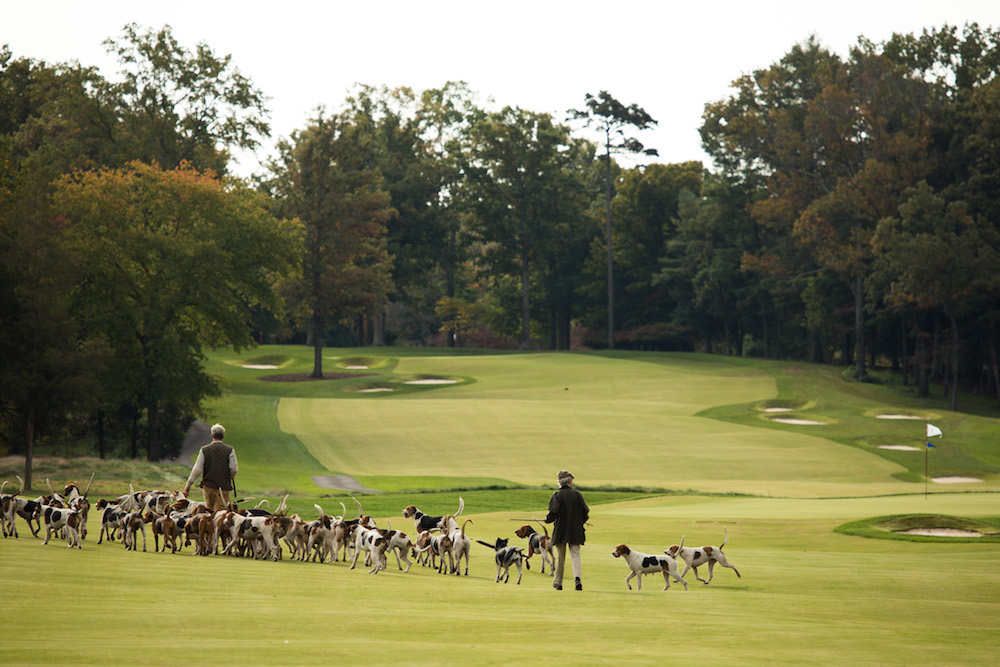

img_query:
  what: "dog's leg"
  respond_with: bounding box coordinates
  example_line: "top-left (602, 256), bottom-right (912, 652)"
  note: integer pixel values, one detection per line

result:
top-left (515, 558), bottom-right (522, 585)
top-left (625, 571), bottom-right (636, 590)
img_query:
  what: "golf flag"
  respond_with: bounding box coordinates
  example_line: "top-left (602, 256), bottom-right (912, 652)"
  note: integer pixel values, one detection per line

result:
top-left (926, 423), bottom-right (943, 439)
top-left (927, 441), bottom-right (935, 448)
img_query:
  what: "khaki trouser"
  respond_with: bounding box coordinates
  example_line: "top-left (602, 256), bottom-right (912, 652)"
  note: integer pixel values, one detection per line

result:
top-left (553, 543), bottom-right (582, 588)
top-left (203, 485), bottom-right (231, 512)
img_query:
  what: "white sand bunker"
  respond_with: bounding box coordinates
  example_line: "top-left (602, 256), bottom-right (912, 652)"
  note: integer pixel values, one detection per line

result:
top-left (876, 414), bottom-right (922, 420)
top-left (765, 407), bottom-right (794, 413)
top-left (345, 365), bottom-right (369, 369)
top-left (358, 387), bottom-right (394, 393)
top-left (932, 476), bottom-right (983, 484)
top-left (243, 364), bottom-right (278, 369)
top-left (879, 445), bottom-right (921, 451)
top-left (896, 528), bottom-right (982, 537)
top-left (404, 378), bottom-right (458, 385)
top-left (770, 418), bottom-right (825, 425)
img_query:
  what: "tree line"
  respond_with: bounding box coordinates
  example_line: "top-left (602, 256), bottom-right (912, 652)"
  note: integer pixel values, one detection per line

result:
top-left (2, 23), bottom-right (999, 478)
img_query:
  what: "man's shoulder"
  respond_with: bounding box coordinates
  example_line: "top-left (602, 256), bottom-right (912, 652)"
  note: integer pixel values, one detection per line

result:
top-left (203, 440), bottom-right (233, 452)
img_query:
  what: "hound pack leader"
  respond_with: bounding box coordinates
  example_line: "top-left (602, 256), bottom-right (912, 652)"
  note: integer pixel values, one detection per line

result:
top-left (183, 423), bottom-right (238, 512)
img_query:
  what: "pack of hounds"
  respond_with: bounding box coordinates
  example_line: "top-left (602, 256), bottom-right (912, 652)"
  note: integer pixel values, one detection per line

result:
top-left (2, 476), bottom-right (740, 590)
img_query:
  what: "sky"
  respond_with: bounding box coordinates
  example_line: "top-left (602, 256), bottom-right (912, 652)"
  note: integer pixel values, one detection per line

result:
top-left (6, 1), bottom-right (999, 176)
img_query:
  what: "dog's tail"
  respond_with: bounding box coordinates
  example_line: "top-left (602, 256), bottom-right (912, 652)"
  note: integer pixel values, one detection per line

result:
top-left (721, 526), bottom-right (729, 550)
top-left (461, 518), bottom-right (474, 538)
top-left (531, 516), bottom-right (549, 537)
top-left (454, 496), bottom-right (465, 518)
top-left (475, 539), bottom-right (496, 549)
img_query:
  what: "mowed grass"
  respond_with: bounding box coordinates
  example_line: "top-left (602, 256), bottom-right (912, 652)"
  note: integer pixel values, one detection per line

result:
top-left (4, 346), bottom-right (1000, 664)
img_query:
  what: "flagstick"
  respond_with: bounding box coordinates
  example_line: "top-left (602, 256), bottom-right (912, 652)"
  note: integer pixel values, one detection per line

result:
top-left (925, 443), bottom-right (928, 500)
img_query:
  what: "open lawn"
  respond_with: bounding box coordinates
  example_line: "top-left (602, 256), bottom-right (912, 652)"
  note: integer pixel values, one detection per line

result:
top-left (3, 347), bottom-right (999, 665)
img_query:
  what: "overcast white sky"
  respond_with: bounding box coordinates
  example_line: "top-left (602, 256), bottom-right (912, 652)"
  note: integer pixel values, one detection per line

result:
top-left (6, 1), bottom-right (999, 176)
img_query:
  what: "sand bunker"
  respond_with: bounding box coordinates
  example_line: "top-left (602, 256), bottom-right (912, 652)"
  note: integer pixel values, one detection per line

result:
top-left (932, 476), bottom-right (983, 484)
top-left (770, 418), bottom-right (825, 425)
top-left (243, 364), bottom-right (278, 369)
top-left (345, 365), bottom-right (369, 369)
top-left (358, 387), bottom-right (394, 393)
top-left (404, 378), bottom-right (458, 385)
top-left (876, 414), bottom-right (922, 420)
top-left (765, 407), bottom-right (794, 413)
top-left (896, 528), bottom-right (982, 537)
top-left (878, 445), bottom-right (921, 451)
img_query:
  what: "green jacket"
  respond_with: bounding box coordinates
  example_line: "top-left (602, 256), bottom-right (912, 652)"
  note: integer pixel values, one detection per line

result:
top-left (545, 485), bottom-right (589, 545)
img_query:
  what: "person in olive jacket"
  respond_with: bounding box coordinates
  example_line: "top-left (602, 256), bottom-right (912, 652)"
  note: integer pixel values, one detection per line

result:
top-left (545, 470), bottom-right (589, 590)
top-left (183, 423), bottom-right (238, 512)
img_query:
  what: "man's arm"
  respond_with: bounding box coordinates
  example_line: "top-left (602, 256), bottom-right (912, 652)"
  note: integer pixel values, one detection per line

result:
top-left (183, 450), bottom-right (205, 496)
top-left (228, 449), bottom-right (238, 478)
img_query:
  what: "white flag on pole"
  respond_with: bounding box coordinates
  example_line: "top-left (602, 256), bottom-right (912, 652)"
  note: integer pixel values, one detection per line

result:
top-left (926, 423), bottom-right (943, 438)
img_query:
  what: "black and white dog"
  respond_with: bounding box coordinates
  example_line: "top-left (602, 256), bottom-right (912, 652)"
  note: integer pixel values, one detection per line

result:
top-left (477, 537), bottom-right (524, 584)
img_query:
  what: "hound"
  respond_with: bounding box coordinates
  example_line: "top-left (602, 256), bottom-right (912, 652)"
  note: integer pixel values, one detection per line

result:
top-left (227, 515), bottom-right (280, 561)
top-left (95, 499), bottom-right (126, 544)
top-left (514, 522), bottom-right (555, 575)
top-left (412, 530), bottom-right (434, 567)
top-left (63, 477), bottom-right (94, 540)
top-left (122, 511), bottom-right (147, 552)
top-left (439, 516), bottom-right (474, 576)
top-left (40, 504), bottom-right (82, 548)
top-left (665, 528), bottom-right (741, 584)
top-left (3, 476), bottom-right (42, 538)
top-left (403, 496), bottom-right (464, 534)
top-left (428, 533), bottom-right (454, 574)
top-left (477, 537), bottom-right (524, 584)
top-left (349, 524), bottom-right (388, 574)
top-left (144, 511), bottom-right (181, 553)
top-left (383, 526), bottom-right (416, 573)
top-left (611, 543), bottom-right (687, 591)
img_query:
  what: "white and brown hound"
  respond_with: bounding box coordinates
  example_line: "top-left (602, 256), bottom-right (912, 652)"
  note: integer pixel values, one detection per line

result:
top-left (403, 496), bottom-right (464, 534)
top-left (40, 504), bottom-right (82, 548)
top-left (665, 528), bottom-right (741, 584)
top-left (439, 516), bottom-right (474, 576)
top-left (514, 523), bottom-right (554, 575)
top-left (612, 543), bottom-right (687, 591)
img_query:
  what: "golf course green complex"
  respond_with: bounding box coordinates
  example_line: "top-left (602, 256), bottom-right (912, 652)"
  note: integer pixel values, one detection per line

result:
top-left (3, 347), bottom-right (997, 664)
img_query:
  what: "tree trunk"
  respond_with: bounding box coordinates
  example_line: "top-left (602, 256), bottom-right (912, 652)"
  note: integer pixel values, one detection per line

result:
top-left (311, 310), bottom-right (324, 378)
top-left (989, 331), bottom-right (1000, 408)
top-left (24, 403), bottom-right (35, 492)
top-left (145, 399), bottom-right (161, 461)
top-left (130, 411), bottom-right (139, 459)
top-left (373, 311), bottom-right (386, 346)
top-left (604, 148), bottom-right (614, 350)
top-left (900, 316), bottom-right (910, 387)
top-left (853, 271), bottom-right (866, 380)
top-left (520, 248), bottom-right (531, 350)
top-left (97, 411), bottom-right (106, 460)
top-left (917, 332), bottom-right (930, 398)
top-left (949, 314), bottom-right (959, 412)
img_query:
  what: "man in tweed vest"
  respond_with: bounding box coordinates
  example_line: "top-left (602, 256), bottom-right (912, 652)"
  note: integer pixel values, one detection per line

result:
top-left (183, 423), bottom-right (238, 512)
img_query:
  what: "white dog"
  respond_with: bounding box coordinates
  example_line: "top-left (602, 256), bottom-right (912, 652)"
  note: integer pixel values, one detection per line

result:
top-left (665, 528), bottom-right (741, 584)
top-left (612, 543), bottom-right (687, 591)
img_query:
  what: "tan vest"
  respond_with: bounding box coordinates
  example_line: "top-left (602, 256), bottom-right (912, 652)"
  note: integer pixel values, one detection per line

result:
top-left (201, 441), bottom-right (234, 490)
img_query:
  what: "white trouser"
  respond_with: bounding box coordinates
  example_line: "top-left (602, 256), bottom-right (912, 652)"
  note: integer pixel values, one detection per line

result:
top-left (553, 543), bottom-right (581, 587)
